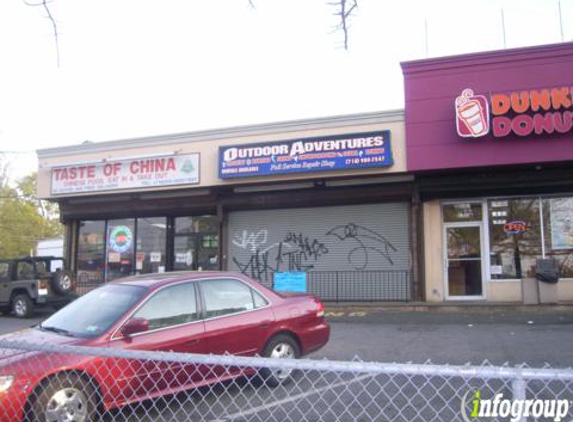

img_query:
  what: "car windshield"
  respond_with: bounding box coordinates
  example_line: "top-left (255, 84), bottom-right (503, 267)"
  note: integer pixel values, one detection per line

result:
top-left (39, 283), bottom-right (146, 338)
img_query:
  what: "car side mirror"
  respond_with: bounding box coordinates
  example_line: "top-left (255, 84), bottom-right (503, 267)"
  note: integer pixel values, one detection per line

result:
top-left (121, 318), bottom-right (149, 338)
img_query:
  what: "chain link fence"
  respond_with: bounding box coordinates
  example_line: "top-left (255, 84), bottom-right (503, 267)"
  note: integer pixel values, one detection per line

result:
top-left (0, 339), bottom-right (572, 422)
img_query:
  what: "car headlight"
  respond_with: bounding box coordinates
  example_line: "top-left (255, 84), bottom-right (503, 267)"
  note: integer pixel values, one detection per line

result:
top-left (0, 376), bottom-right (14, 393)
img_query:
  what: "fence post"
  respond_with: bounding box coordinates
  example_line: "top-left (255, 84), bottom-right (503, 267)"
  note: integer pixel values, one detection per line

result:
top-left (511, 369), bottom-right (528, 422)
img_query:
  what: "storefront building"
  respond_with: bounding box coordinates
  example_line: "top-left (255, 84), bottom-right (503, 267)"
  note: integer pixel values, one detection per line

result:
top-left (402, 42), bottom-right (573, 303)
top-left (37, 111), bottom-right (417, 301)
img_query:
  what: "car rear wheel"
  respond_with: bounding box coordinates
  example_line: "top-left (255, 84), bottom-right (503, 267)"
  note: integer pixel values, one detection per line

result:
top-left (32, 374), bottom-right (98, 422)
top-left (12, 294), bottom-right (34, 318)
top-left (261, 334), bottom-right (300, 387)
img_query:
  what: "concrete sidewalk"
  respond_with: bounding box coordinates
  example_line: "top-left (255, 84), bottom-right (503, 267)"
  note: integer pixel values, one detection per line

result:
top-left (323, 301), bottom-right (573, 325)
top-left (325, 301), bottom-right (573, 313)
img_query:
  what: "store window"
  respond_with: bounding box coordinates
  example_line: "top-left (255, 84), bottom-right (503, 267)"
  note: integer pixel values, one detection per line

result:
top-left (106, 219), bottom-right (136, 282)
top-left (136, 217), bottom-right (167, 275)
top-left (488, 199), bottom-right (542, 279)
top-left (76, 215), bottom-right (219, 289)
top-left (174, 216), bottom-right (219, 271)
top-left (443, 203), bottom-right (482, 222)
top-left (543, 197), bottom-right (573, 278)
top-left (77, 220), bottom-right (106, 287)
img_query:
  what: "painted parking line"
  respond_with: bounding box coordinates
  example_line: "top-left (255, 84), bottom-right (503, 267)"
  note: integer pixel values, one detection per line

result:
top-left (325, 311), bottom-right (368, 318)
top-left (209, 373), bottom-right (375, 422)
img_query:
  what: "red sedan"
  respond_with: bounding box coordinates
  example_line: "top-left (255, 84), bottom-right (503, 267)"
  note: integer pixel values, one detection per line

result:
top-left (0, 271), bottom-right (330, 422)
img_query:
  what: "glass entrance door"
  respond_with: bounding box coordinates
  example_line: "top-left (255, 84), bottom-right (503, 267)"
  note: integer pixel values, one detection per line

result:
top-left (445, 224), bottom-right (484, 299)
top-left (173, 216), bottom-right (219, 271)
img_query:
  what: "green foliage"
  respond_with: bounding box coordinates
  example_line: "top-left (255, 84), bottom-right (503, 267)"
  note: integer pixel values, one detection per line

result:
top-left (0, 172), bottom-right (63, 259)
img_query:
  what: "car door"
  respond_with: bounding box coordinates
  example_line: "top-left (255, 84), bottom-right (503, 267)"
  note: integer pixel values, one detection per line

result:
top-left (109, 281), bottom-right (206, 400)
top-left (200, 278), bottom-right (274, 357)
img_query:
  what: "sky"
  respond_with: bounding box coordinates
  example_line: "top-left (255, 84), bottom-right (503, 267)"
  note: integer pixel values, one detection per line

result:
top-left (0, 0), bottom-right (571, 181)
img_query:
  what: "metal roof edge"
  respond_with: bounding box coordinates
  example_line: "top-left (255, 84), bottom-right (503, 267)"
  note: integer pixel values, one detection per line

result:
top-left (400, 42), bottom-right (573, 75)
top-left (37, 109), bottom-right (405, 158)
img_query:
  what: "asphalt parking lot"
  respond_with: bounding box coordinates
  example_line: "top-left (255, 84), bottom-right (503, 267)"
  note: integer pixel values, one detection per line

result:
top-left (314, 305), bottom-right (573, 367)
top-left (1, 305), bottom-right (572, 421)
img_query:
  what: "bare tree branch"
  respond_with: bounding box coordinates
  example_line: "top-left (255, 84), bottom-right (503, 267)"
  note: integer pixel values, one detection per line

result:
top-left (329, 0), bottom-right (358, 50)
top-left (24, 0), bottom-right (60, 67)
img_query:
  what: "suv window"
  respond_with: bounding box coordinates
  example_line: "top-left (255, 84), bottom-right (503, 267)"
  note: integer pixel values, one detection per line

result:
top-left (16, 261), bottom-right (35, 280)
top-left (132, 282), bottom-right (198, 331)
top-left (201, 279), bottom-right (267, 318)
top-left (0, 263), bottom-right (9, 280)
top-left (35, 261), bottom-right (48, 273)
top-left (49, 259), bottom-right (64, 272)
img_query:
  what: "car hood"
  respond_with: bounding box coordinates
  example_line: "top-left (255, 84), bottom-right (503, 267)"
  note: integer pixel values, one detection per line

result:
top-left (0, 328), bottom-right (88, 362)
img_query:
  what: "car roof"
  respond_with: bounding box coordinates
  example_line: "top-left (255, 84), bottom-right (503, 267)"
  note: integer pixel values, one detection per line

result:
top-left (110, 271), bottom-right (248, 290)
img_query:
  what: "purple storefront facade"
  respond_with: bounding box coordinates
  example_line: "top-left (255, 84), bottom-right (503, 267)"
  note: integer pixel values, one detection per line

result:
top-left (402, 42), bottom-right (573, 303)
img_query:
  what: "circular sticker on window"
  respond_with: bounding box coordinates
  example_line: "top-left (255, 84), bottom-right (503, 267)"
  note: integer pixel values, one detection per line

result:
top-left (109, 225), bottom-right (133, 253)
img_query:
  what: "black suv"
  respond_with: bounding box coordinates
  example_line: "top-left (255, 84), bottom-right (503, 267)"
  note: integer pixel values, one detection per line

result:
top-left (0, 256), bottom-right (77, 318)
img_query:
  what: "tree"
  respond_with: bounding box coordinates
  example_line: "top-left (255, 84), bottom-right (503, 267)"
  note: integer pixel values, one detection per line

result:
top-left (329, 0), bottom-right (358, 50)
top-left (27, 0), bottom-right (359, 68)
top-left (0, 171), bottom-right (63, 259)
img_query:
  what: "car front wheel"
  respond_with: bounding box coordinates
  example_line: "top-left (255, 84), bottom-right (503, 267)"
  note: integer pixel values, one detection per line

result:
top-left (12, 294), bottom-right (34, 318)
top-left (261, 334), bottom-right (300, 387)
top-left (32, 374), bottom-right (98, 422)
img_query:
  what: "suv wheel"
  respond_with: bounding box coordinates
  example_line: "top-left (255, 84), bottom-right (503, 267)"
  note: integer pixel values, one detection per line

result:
top-left (51, 270), bottom-right (75, 295)
top-left (12, 294), bottom-right (34, 318)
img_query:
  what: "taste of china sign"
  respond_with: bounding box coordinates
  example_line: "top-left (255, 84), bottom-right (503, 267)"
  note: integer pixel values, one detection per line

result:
top-left (456, 86), bottom-right (573, 138)
top-left (50, 153), bottom-right (199, 195)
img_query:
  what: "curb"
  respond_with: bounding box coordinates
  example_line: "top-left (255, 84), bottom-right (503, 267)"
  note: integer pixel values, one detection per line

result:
top-left (323, 302), bottom-right (573, 314)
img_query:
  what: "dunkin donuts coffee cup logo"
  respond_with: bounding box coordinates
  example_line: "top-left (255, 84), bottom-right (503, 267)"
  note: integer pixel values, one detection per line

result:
top-left (455, 86), bottom-right (573, 139)
top-left (456, 89), bottom-right (490, 138)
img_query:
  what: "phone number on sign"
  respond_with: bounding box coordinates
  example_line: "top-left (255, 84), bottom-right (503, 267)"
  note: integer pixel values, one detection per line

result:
top-left (345, 156), bottom-right (386, 165)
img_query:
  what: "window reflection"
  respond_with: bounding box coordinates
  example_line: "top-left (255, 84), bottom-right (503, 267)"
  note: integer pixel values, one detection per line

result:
top-left (544, 197), bottom-right (573, 278)
top-left (488, 199), bottom-right (541, 279)
top-left (77, 220), bottom-right (106, 289)
top-left (174, 216), bottom-right (219, 271)
top-left (136, 217), bottom-right (167, 275)
top-left (201, 279), bottom-right (262, 318)
top-left (76, 215), bottom-right (219, 291)
top-left (133, 283), bottom-right (198, 330)
top-left (106, 219), bottom-right (135, 282)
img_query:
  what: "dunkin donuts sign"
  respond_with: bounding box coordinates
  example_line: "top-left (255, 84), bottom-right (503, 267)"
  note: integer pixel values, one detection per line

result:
top-left (455, 87), bottom-right (573, 139)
